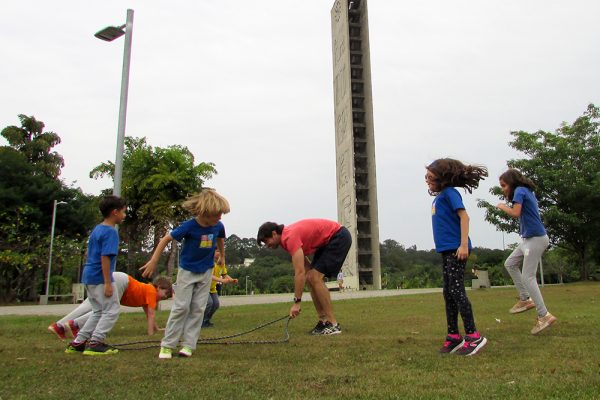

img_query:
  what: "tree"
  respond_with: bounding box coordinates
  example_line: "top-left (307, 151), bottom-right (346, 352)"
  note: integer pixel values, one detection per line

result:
top-left (1, 115), bottom-right (98, 301)
top-left (90, 137), bottom-right (217, 276)
top-left (478, 104), bottom-right (600, 280)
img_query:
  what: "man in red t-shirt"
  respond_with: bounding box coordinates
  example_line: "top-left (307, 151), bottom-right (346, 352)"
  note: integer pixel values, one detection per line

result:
top-left (257, 219), bottom-right (351, 335)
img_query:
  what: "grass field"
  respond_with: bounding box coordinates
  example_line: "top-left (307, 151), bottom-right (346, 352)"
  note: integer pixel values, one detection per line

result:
top-left (1, 283), bottom-right (599, 400)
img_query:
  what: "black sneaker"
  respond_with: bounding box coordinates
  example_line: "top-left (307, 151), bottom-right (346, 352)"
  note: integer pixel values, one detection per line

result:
top-left (439, 335), bottom-right (464, 354)
top-left (455, 334), bottom-right (487, 356)
top-left (320, 322), bottom-right (342, 336)
top-left (65, 340), bottom-right (87, 354)
top-left (310, 321), bottom-right (327, 335)
top-left (83, 341), bottom-right (118, 356)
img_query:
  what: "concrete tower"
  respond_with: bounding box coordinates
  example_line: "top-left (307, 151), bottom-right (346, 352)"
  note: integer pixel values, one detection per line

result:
top-left (331, 0), bottom-right (381, 290)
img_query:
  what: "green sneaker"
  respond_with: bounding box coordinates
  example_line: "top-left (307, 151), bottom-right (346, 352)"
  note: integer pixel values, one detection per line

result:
top-left (82, 341), bottom-right (118, 356)
top-left (65, 341), bottom-right (86, 354)
top-left (159, 347), bottom-right (173, 359)
top-left (178, 346), bottom-right (193, 357)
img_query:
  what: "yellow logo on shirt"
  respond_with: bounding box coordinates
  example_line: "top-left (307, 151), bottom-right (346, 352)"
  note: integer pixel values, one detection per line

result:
top-left (199, 234), bottom-right (214, 248)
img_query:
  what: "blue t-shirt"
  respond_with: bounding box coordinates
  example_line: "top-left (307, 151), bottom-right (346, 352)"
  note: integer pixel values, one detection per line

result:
top-left (81, 224), bottom-right (120, 285)
top-left (513, 186), bottom-right (546, 238)
top-left (431, 187), bottom-right (472, 253)
top-left (170, 219), bottom-right (226, 273)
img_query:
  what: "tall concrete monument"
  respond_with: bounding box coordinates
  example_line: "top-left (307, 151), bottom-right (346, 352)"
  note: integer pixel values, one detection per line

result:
top-left (331, 0), bottom-right (381, 290)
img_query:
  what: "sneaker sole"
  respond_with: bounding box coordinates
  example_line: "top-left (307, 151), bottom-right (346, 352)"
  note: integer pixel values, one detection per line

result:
top-left (65, 348), bottom-right (83, 354)
top-left (462, 337), bottom-right (487, 356)
top-left (159, 354), bottom-right (172, 359)
top-left (509, 304), bottom-right (535, 314)
top-left (83, 349), bottom-right (118, 356)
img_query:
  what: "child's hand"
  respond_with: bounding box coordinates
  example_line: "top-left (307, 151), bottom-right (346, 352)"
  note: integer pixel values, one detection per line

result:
top-left (231, 278), bottom-right (238, 285)
top-left (104, 284), bottom-right (114, 298)
top-left (455, 245), bottom-right (469, 261)
top-left (139, 261), bottom-right (157, 278)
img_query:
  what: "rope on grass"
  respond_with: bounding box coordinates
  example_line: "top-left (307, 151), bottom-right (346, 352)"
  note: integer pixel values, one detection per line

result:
top-left (107, 315), bottom-right (292, 351)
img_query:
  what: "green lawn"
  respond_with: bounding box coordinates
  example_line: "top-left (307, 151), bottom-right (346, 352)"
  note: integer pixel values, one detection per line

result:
top-left (1, 283), bottom-right (599, 400)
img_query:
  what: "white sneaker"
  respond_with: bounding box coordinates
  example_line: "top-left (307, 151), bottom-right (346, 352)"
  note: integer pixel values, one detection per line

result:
top-left (531, 313), bottom-right (557, 335)
top-left (158, 347), bottom-right (172, 359)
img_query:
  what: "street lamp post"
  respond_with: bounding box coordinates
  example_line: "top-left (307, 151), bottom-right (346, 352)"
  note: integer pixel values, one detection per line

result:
top-left (245, 276), bottom-right (249, 296)
top-left (40, 200), bottom-right (67, 304)
top-left (95, 9), bottom-right (134, 197)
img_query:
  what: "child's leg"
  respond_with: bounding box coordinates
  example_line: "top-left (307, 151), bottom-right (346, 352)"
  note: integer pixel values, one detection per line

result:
top-left (181, 269), bottom-right (212, 350)
top-left (58, 298), bottom-right (92, 326)
top-left (442, 253), bottom-right (460, 335)
top-left (504, 244), bottom-right (530, 300)
top-left (444, 253), bottom-right (477, 334)
top-left (90, 283), bottom-right (120, 343)
top-left (520, 236), bottom-right (550, 316)
top-left (203, 293), bottom-right (215, 323)
top-left (161, 268), bottom-right (204, 349)
top-left (74, 285), bottom-right (102, 342)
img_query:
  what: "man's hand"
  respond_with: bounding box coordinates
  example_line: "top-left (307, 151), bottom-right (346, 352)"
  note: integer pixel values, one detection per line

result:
top-left (104, 283), bottom-right (113, 298)
top-left (289, 303), bottom-right (301, 318)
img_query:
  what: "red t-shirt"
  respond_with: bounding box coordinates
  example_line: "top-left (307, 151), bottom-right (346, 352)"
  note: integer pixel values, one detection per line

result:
top-left (281, 219), bottom-right (341, 256)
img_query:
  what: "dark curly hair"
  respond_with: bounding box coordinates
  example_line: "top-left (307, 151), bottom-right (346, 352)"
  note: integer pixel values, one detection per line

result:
top-left (426, 158), bottom-right (488, 196)
top-left (499, 168), bottom-right (536, 201)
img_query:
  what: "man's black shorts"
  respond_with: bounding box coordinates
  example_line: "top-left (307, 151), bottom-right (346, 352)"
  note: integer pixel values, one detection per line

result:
top-left (312, 226), bottom-right (352, 278)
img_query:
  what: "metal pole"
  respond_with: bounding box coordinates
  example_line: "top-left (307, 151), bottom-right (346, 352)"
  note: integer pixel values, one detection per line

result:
top-left (113, 9), bottom-right (134, 197)
top-left (246, 276), bottom-right (249, 296)
top-left (45, 200), bottom-right (59, 297)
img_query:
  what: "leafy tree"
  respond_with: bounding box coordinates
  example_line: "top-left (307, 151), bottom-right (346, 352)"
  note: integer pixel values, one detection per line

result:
top-left (478, 104), bottom-right (600, 280)
top-left (90, 137), bottom-right (217, 277)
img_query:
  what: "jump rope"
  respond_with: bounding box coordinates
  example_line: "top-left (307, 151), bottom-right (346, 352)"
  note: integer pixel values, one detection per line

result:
top-left (106, 315), bottom-right (292, 351)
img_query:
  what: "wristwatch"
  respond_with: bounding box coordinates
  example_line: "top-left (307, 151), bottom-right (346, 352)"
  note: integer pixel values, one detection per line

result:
top-left (293, 296), bottom-right (302, 303)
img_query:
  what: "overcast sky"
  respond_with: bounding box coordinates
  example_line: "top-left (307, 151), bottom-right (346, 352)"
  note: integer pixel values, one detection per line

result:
top-left (2, 0), bottom-right (599, 250)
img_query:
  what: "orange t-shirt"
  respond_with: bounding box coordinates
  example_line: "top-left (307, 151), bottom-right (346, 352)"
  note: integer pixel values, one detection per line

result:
top-left (120, 276), bottom-right (157, 309)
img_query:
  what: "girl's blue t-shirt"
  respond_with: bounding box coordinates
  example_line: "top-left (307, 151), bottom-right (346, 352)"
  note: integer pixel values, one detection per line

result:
top-left (171, 219), bottom-right (226, 273)
top-left (81, 224), bottom-right (120, 285)
top-left (513, 186), bottom-right (546, 238)
top-left (431, 187), bottom-right (472, 253)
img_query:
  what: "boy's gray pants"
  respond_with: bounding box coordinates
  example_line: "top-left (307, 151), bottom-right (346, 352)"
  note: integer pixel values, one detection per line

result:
top-left (74, 282), bottom-right (120, 343)
top-left (59, 272), bottom-right (129, 328)
top-left (504, 235), bottom-right (550, 317)
top-left (161, 267), bottom-right (212, 350)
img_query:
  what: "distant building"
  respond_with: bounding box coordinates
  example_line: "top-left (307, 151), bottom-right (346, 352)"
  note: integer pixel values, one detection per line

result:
top-left (243, 258), bottom-right (255, 267)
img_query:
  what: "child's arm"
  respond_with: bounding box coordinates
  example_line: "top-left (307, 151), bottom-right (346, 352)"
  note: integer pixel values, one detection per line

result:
top-left (216, 238), bottom-right (225, 265)
top-left (222, 274), bottom-right (238, 284)
top-left (143, 305), bottom-right (159, 335)
top-left (497, 202), bottom-right (522, 218)
top-left (456, 209), bottom-right (470, 260)
top-left (101, 255), bottom-right (113, 297)
top-left (140, 234), bottom-right (173, 278)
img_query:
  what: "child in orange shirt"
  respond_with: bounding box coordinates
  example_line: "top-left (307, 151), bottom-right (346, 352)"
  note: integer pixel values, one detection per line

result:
top-left (48, 272), bottom-right (172, 339)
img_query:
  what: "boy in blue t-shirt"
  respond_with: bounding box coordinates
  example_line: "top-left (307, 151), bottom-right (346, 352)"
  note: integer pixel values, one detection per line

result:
top-left (66, 195), bottom-right (127, 355)
top-left (140, 189), bottom-right (230, 359)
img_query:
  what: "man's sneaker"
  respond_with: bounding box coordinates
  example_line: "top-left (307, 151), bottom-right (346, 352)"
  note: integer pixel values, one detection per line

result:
top-left (455, 334), bottom-right (487, 356)
top-left (509, 298), bottom-right (536, 314)
top-left (531, 312), bottom-right (557, 335)
top-left (83, 341), bottom-right (118, 356)
top-left (178, 346), bottom-right (193, 357)
top-left (48, 322), bottom-right (68, 340)
top-left (65, 340), bottom-right (87, 354)
top-left (64, 320), bottom-right (79, 339)
top-left (158, 347), bottom-right (173, 359)
top-left (439, 335), bottom-right (464, 354)
top-left (310, 321), bottom-right (327, 335)
top-left (320, 322), bottom-right (342, 336)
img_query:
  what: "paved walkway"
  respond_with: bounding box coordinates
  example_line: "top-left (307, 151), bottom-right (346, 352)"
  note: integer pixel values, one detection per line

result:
top-left (0, 288), bottom-right (444, 317)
